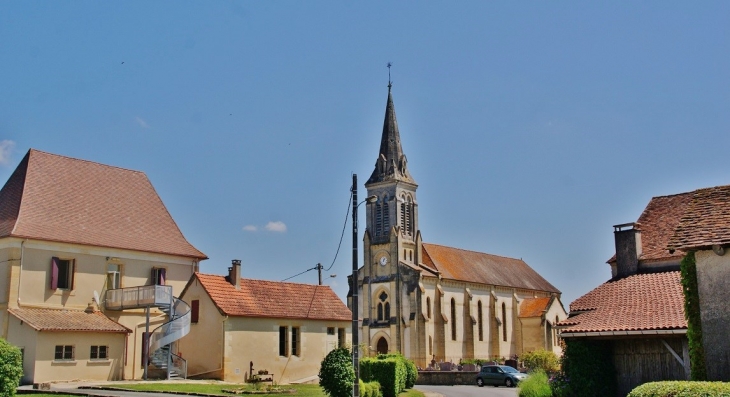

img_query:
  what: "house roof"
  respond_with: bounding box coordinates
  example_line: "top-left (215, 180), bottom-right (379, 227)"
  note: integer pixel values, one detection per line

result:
top-left (607, 192), bottom-right (692, 264)
top-left (668, 184), bottom-right (730, 251)
top-left (421, 243), bottom-right (560, 293)
top-left (559, 271), bottom-right (686, 334)
top-left (191, 273), bottom-right (352, 321)
top-left (0, 149), bottom-right (206, 259)
top-left (8, 307), bottom-right (131, 333)
top-left (518, 297), bottom-right (552, 318)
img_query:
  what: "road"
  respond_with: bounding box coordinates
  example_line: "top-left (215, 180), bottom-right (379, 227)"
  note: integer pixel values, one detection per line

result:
top-left (416, 385), bottom-right (518, 397)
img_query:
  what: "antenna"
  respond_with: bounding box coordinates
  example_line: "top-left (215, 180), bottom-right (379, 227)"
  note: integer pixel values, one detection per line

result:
top-left (93, 290), bottom-right (100, 304)
top-left (387, 62), bottom-right (393, 89)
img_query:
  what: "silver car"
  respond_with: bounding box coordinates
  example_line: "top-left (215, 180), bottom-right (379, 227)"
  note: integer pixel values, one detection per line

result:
top-left (475, 365), bottom-right (528, 387)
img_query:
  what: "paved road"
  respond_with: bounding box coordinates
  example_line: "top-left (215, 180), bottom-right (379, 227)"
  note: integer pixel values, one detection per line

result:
top-left (416, 385), bottom-right (518, 397)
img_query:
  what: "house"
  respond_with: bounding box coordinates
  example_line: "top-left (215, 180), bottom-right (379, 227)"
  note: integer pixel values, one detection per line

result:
top-left (352, 85), bottom-right (566, 368)
top-left (177, 261), bottom-right (352, 383)
top-left (559, 192), bottom-right (693, 396)
top-left (0, 149), bottom-right (207, 383)
top-left (667, 184), bottom-right (730, 381)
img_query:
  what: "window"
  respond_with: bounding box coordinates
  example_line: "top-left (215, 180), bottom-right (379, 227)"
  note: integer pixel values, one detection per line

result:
top-left (90, 345), bottom-right (108, 360)
top-left (451, 298), bottom-right (457, 341)
top-left (429, 336), bottom-right (433, 355)
top-left (502, 303), bottom-right (508, 342)
top-left (478, 300), bottom-right (483, 341)
top-left (338, 328), bottom-right (346, 347)
top-left (279, 326), bottom-right (288, 356)
top-left (50, 257), bottom-right (74, 290)
top-left (426, 297), bottom-right (431, 319)
top-left (382, 198), bottom-right (389, 234)
top-left (107, 263), bottom-right (122, 289)
top-left (377, 292), bottom-right (389, 322)
top-left (555, 316), bottom-right (560, 346)
top-left (191, 300), bottom-right (200, 324)
top-left (327, 327), bottom-right (335, 335)
top-left (152, 267), bottom-right (166, 285)
top-left (54, 345), bottom-right (74, 361)
top-left (375, 203), bottom-right (382, 237)
top-left (291, 327), bottom-right (300, 356)
top-left (385, 302), bottom-right (391, 320)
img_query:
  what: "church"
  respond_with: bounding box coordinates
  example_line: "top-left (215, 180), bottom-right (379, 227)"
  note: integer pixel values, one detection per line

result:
top-left (350, 84), bottom-right (566, 368)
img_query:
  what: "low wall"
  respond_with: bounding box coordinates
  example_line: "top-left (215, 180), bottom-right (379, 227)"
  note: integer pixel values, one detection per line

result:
top-left (416, 371), bottom-right (479, 386)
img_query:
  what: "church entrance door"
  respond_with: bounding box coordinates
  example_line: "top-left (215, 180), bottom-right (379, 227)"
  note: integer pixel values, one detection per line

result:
top-left (376, 337), bottom-right (388, 354)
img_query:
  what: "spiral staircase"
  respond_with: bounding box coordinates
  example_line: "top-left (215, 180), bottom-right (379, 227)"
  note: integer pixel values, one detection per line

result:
top-left (105, 285), bottom-right (191, 380)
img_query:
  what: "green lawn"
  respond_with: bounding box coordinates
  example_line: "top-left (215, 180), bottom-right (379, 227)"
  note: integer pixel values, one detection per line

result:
top-left (112, 382), bottom-right (423, 397)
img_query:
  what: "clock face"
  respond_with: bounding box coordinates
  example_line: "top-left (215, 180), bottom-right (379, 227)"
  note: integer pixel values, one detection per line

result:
top-left (379, 256), bottom-right (388, 266)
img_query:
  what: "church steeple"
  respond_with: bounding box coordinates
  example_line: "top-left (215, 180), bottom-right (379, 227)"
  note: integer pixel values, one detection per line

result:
top-left (366, 86), bottom-right (416, 186)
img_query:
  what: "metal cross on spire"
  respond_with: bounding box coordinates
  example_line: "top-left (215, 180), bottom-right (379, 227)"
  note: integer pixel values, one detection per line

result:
top-left (387, 62), bottom-right (393, 89)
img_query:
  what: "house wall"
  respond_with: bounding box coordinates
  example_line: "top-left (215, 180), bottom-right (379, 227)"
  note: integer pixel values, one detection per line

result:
top-left (544, 299), bottom-right (567, 356)
top-left (178, 279), bottom-right (225, 379)
top-left (612, 337), bottom-right (688, 397)
top-left (7, 315), bottom-right (126, 384)
top-left (0, 239), bottom-right (198, 380)
top-left (222, 316), bottom-right (350, 384)
top-left (519, 317), bottom-right (543, 353)
top-left (694, 249), bottom-right (730, 381)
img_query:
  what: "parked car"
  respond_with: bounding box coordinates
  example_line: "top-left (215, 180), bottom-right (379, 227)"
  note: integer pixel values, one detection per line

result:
top-left (476, 365), bottom-right (528, 387)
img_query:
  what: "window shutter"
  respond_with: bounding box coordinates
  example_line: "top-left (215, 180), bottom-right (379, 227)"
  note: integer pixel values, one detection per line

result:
top-left (69, 259), bottom-right (75, 290)
top-left (191, 300), bottom-right (199, 323)
top-left (51, 257), bottom-right (59, 290)
top-left (159, 268), bottom-right (166, 285)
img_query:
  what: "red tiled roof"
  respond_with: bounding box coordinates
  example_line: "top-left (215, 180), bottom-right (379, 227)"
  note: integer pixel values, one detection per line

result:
top-left (0, 149), bottom-right (206, 259)
top-left (422, 243), bottom-right (560, 293)
top-left (607, 193), bottom-right (692, 264)
top-left (559, 272), bottom-right (686, 333)
top-left (519, 297), bottom-right (551, 318)
top-left (193, 273), bottom-right (352, 321)
top-left (9, 307), bottom-right (130, 333)
top-left (668, 185), bottom-right (730, 251)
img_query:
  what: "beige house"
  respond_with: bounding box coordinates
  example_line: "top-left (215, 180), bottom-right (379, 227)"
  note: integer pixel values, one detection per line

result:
top-left (178, 262), bottom-right (351, 383)
top-left (353, 86), bottom-right (566, 368)
top-left (0, 149), bottom-right (206, 384)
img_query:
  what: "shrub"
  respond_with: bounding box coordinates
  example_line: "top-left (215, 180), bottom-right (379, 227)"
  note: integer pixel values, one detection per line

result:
top-left (518, 370), bottom-right (552, 397)
top-left (520, 350), bottom-right (560, 374)
top-left (0, 338), bottom-right (22, 397)
top-left (554, 338), bottom-right (616, 397)
top-left (360, 357), bottom-right (406, 397)
top-left (377, 353), bottom-right (417, 388)
top-left (627, 381), bottom-right (730, 397)
top-left (319, 347), bottom-right (355, 397)
top-left (359, 379), bottom-right (382, 397)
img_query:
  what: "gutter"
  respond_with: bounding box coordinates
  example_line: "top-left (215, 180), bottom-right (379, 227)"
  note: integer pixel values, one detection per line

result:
top-left (560, 329), bottom-right (687, 338)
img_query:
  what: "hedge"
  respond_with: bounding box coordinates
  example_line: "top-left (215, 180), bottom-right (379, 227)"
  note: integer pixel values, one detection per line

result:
top-left (0, 338), bottom-right (22, 397)
top-left (377, 353), bottom-right (417, 388)
top-left (360, 357), bottom-right (406, 397)
top-left (628, 381), bottom-right (730, 397)
top-left (359, 380), bottom-right (383, 397)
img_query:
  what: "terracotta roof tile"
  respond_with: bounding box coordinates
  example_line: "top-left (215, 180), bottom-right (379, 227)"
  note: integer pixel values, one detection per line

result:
top-left (194, 273), bottom-right (351, 321)
top-left (607, 193), bottom-right (692, 264)
top-left (0, 149), bottom-right (206, 259)
top-left (559, 272), bottom-right (686, 333)
top-left (8, 307), bottom-right (130, 333)
top-left (519, 297), bottom-right (551, 318)
top-left (668, 185), bottom-right (730, 251)
top-left (422, 243), bottom-right (560, 293)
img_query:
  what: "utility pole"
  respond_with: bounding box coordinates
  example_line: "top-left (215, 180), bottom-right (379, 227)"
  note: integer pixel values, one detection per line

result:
top-left (317, 263), bottom-right (323, 285)
top-left (351, 174), bottom-right (360, 397)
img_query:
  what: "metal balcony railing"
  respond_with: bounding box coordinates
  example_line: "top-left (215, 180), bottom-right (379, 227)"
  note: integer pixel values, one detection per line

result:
top-left (105, 285), bottom-right (173, 310)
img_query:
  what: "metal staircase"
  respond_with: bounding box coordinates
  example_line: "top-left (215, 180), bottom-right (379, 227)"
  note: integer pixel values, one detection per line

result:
top-left (105, 285), bottom-right (190, 380)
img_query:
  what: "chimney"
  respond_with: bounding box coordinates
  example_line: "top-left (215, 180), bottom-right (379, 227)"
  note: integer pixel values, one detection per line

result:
top-left (613, 223), bottom-right (642, 278)
top-left (229, 259), bottom-right (241, 289)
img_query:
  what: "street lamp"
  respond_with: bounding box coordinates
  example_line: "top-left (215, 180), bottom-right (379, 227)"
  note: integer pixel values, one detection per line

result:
top-left (352, 174), bottom-right (377, 397)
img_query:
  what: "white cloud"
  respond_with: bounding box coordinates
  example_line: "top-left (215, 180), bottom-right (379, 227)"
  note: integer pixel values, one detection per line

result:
top-left (135, 117), bottom-right (150, 128)
top-left (242, 225), bottom-right (258, 232)
top-left (0, 140), bottom-right (15, 165)
top-left (265, 221), bottom-right (287, 233)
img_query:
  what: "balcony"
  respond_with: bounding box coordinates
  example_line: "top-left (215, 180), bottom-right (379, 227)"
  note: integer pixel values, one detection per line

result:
top-left (105, 285), bottom-right (173, 310)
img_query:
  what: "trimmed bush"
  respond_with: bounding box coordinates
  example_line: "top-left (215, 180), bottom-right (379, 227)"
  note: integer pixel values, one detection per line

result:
top-left (319, 347), bottom-right (355, 397)
top-left (628, 381), bottom-right (730, 397)
top-left (360, 357), bottom-right (406, 397)
top-left (520, 350), bottom-right (560, 374)
top-left (359, 379), bottom-right (383, 397)
top-left (518, 370), bottom-right (552, 397)
top-left (0, 338), bottom-right (22, 397)
top-left (377, 353), bottom-right (417, 388)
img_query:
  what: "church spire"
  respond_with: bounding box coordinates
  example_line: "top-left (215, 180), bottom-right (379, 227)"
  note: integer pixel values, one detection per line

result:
top-left (366, 83), bottom-right (416, 186)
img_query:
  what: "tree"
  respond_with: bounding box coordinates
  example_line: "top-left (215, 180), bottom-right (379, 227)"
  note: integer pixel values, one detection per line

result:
top-left (319, 347), bottom-right (355, 397)
top-left (0, 338), bottom-right (22, 397)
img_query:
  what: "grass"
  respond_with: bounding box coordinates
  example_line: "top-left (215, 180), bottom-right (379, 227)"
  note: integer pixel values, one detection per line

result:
top-left (113, 382), bottom-right (423, 397)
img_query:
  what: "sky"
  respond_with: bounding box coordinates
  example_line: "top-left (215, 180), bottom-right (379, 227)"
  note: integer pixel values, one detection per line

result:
top-left (1, 2), bottom-right (729, 306)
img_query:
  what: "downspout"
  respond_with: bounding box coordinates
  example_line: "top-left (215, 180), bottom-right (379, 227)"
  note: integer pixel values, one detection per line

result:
top-left (16, 239), bottom-right (26, 307)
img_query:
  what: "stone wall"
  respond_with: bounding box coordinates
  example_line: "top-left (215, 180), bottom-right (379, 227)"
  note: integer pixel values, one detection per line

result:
top-left (416, 371), bottom-right (479, 386)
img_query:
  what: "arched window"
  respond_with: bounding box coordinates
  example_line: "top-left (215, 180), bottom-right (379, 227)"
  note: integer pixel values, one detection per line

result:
top-left (426, 297), bottom-right (432, 319)
top-left (377, 291), bottom-right (389, 323)
top-left (377, 303), bottom-right (384, 321)
top-left (429, 335), bottom-right (433, 355)
top-left (451, 298), bottom-right (457, 341)
top-left (478, 300), bottom-right (483, 341)
top-left (555, 315), bottom-right (560, 346)
top-left (385, 302), bottom-right (391, 320)
top-left (502, 302), bottom-right (508, 342)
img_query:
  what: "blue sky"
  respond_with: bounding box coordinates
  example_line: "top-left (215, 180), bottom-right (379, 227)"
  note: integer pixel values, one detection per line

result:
top-left (1, 2), bottom-right (729, 306)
